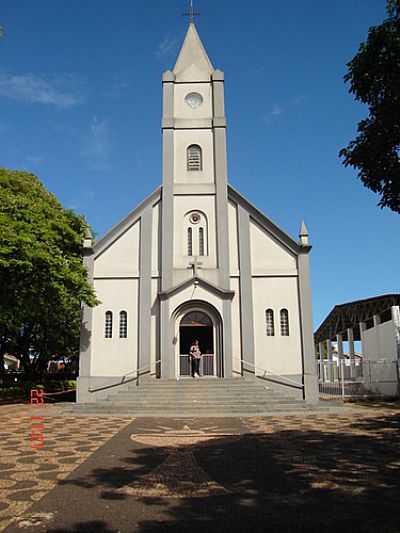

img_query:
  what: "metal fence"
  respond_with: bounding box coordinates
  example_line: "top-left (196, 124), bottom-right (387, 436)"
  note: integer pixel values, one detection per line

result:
top-left (179, 354), bottom-right (215, 377)
top-left (318, 359), bottom-right (399, 399)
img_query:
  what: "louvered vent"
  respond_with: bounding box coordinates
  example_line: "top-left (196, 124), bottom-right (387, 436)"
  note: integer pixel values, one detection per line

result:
top-left (187, 145), bottom-right (202, 171)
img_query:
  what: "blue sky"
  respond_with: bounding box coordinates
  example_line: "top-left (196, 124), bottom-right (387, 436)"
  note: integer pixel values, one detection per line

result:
top-left (1, 0), bottom-right (398, 329)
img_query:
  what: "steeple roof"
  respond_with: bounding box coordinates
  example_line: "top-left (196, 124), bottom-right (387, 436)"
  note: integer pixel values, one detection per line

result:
top-left (173, 23), bottom-right (214, 81)
top-left (299, 220), bottom-right (309, 237)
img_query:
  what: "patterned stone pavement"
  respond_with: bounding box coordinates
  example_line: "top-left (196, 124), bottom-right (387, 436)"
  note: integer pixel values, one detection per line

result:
top-left (0, 403), bottom-right (399, 532)
top-left (0, 404), bottom-right (132, 532)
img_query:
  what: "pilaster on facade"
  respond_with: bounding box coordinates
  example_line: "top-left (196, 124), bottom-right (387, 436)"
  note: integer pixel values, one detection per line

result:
top-left (297, 250), bottom-right (319, 403)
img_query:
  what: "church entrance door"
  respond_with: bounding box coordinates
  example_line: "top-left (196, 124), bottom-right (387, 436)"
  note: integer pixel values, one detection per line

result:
top-left (178, 310), bottom-right (216, 377)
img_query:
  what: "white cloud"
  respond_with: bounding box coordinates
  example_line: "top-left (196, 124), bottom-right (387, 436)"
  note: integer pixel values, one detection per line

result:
top-left (26, 155), bottom-right (44, 165)
top-left (271, 104), bottom-right (283, 116)
top-left (107, 79), bottom-right (129, 98)
top-left (155, 36), bottom-right (178, 59)
top-left (293, 95), bottom-right (306, 105)
top-left (81, 117), bottom-right (111, 171)
top-left (0, 73), bottom-right (82, 107)
top-left (264, 103), bottom-right (284, 124)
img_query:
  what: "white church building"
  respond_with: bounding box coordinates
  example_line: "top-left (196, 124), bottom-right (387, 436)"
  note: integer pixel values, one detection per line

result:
top-left (78, 22), bottom-right (318, 404)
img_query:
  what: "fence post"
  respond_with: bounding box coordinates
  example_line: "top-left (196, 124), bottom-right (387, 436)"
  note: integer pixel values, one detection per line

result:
top-left (340, 359), bottom-right (345, 399)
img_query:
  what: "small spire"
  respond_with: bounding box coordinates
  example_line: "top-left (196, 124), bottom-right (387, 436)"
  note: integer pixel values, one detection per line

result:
top-left (84, 225), bottom-right (93, 240)
top-left (83, 225), bottom-right (94, 249)
top-left (299, 220), bottom-right (309, 246)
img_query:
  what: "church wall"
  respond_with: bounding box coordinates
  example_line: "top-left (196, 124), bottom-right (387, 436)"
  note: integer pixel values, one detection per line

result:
top-left (91, 278), bottom-right (139, 377)
top-left (94, 220), bottom-right (140, 277)
top-left (252, 277), bottom-right (302, 376)
top-left (228, 201), bottom-right (239, 275)
top-left (173, 129), bottom-right (215, 184)
top-left (173, 195), bottom-right (217, 270)
top-left (230, 277), bottom-right (242, 375)
top-left (249, 220), bottom-right (297, 275)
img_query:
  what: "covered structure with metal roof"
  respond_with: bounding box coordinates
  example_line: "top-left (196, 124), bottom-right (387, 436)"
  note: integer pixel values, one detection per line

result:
top-left (315, 294), bottom-right (400, 362)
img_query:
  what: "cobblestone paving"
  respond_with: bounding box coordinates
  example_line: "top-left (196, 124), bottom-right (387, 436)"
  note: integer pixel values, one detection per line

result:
top-left (1, 403), bottom-right (400, 532)
top-left (0, 404), bottom-right (132, 532)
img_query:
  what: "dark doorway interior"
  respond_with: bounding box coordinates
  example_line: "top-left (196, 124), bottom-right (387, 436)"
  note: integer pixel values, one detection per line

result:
top-left (179, 326), bottom-right (214, 356)
top-left (179, 310), bottom-right (216, 377)
top-left (179, 325), bottom-right (214, 377)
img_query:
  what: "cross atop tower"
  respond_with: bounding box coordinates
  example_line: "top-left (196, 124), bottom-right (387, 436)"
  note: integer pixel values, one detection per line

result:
top-left (183, 0), bottom-right (200, 23)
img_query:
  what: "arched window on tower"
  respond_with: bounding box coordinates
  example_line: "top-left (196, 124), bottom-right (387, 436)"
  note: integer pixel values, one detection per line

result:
top-left (105, 311), bottom-right (113, 338)
top-left (199, 227), bottom-right (205, 256)
top-left (187, 227), bottom-right (193, 256)
top-left (280, 309), bottom-right (289, 336)
top-left (119, 311), bottom-right (128, 338)
top-left (187, 144), bottom-right (202, 171)
top-left (265, 309), bottom-right (274, 336)
top-left (184, 211), bottom-right (208, 257)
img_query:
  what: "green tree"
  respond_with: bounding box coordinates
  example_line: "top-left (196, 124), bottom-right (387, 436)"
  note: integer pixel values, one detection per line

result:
top-left (339, 2), bottom-right (400, 213)
top-left (0, 168), bottom-right (98, 379)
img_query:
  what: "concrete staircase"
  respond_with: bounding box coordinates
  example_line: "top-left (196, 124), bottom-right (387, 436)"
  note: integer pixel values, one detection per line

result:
top-left (70, 378), bottom-right (334, 416)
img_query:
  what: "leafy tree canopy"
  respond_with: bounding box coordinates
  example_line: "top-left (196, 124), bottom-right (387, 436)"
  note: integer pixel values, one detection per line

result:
top-left (0, 168), bottom-right (98, 377)
top-left (339, 2), bottom-right (400, 213)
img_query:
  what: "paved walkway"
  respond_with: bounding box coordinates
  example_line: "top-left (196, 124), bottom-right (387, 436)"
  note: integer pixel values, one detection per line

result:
top-left (0, 403), bottom-right (400, 532)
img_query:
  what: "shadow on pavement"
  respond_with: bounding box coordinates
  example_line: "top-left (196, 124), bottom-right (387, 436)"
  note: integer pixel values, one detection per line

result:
top-left (32, 413), bottom-right (400, 533)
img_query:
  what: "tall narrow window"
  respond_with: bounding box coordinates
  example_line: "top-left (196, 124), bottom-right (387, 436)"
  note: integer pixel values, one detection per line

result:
top-left (280, 309), bottom-right (289, 336)
top-left (105, 311), bottom-right (113, 338)
top-left (119, 311), bottom-right (128, 338)
top-left (187, 144), bottom-right (202, 171)
top-left (199, 227), bottom-right (205, 256)
top-left (187, 227), bottom-right (193, 256)
top-left (266, 309), bottom-right (274, 336)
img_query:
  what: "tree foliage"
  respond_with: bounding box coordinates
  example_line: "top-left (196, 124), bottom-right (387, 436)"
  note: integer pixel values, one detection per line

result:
top-left (0, 168), bottom-right (98, 377)
top-left (339, 2), bottom-right (400, 213)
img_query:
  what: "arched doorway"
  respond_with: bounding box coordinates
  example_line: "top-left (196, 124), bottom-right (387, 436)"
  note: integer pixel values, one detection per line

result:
top-left (174, 303), bottom-right (222, 378)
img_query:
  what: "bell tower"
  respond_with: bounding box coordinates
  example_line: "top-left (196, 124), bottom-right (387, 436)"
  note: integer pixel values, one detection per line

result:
top-left (161, 22), bottom-right (230, 292)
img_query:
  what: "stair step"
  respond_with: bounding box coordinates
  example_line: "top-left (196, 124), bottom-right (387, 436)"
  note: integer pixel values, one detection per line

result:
top-left (113, 390), bottom-right (293, 399)
top-left (81, 377), bottom-right (311, 415)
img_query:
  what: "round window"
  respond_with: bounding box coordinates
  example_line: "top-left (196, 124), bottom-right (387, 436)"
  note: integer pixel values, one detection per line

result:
top-left (185, 92), bottom-right (203, 109)
top-left (190, 212), bottom-right (201, 224)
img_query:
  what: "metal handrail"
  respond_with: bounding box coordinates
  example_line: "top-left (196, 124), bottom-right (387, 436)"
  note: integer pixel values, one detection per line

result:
top-left (88, 361), bottom-right (161, 393)
top-left (235, 358), bottom-right (304, 389)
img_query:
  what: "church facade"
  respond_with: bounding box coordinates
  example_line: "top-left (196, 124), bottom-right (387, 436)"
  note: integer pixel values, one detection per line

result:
top-left (78, 23), bottom-right (318, 403)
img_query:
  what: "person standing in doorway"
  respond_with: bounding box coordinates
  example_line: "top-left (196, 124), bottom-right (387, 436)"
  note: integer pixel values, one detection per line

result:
top-left (190, 339), bottom-right (202, 378)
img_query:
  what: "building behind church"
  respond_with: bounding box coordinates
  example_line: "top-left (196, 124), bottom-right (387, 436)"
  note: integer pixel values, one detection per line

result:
top-left (78, 22), bottom-right (318, 405)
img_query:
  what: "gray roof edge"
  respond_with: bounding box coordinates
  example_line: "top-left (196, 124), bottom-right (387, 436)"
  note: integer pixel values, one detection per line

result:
top-left (227, 185), bottom-right (303, 255)
top-left (333, 293), bottom-right (400, 310)
top-left (159, 276), bottom-right (235, 300)
top-left (94, 186), bottom-right (162, 258)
